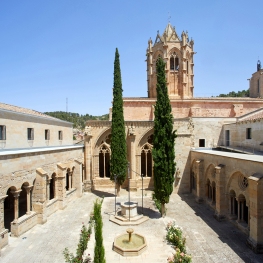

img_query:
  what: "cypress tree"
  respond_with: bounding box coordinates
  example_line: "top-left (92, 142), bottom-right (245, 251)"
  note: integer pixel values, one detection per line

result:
top-left (110, 48), bottom-right (127, 194)
top-left (152, 57), bottom-right (176, 217)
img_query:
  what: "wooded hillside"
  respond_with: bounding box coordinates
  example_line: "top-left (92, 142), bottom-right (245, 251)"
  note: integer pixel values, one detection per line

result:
top-left (44, 111), bottom-right (109, 129)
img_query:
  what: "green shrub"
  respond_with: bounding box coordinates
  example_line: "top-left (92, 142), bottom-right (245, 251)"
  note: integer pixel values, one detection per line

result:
top-left (166, 221), bottom-right (192, 263)
top-left (63, 219), bottom-right (93, 263)
top-left (152, 193), bottom-right (162, 213)
top-left (93, 199), bottom-right (106, 263)
top-left (167, 248), bottom-right (192, 263)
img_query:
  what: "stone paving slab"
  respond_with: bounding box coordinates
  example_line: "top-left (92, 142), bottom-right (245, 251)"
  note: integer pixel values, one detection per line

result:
top-left (0, 193), bottom-right (97, 263)
top-left (1, 190), bottom-right (263, 263)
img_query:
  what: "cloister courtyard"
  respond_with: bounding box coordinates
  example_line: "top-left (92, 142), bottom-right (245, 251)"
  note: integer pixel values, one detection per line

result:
top-left (1, 190), bottom-right (263, 263)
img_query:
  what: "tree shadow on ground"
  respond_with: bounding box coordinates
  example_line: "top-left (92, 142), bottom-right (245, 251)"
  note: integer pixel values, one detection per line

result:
top-left (114, 202), bottom-right (161, 219)
top-left (177, 193), bottom-right (263, 263)
top-left (92, 189), bottom-right (115, 198)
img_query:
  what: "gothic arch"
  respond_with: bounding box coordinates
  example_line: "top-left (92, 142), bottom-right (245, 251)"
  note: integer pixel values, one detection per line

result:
top-left (226, 171), bottom-right (249, 201)
top-left (204, 163), bottom-right (216, 181)
top-left (98, 143), bottom-right (111, 178)
top-left (137, 128), bottom-right (154, 155)
top-left (168, 47), bottom-right (182, 58)
top-left (140, 142), bottom-right (153, 177)
top-left (153, 50), bottom-right (164, 61)
top-left (94, 128), bottom-right (112, 152)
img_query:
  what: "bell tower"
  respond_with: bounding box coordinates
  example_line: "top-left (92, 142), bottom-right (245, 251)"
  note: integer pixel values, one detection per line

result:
top-left (146, 23), bottom-right (195, 99)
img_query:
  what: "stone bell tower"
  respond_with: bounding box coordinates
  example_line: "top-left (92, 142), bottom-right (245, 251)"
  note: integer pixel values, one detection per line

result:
top-left (146, 23), bottom-right (195, 99)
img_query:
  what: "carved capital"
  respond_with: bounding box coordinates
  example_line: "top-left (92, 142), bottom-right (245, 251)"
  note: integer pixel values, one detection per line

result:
top-left (11, 190), bottom-right (22, 198)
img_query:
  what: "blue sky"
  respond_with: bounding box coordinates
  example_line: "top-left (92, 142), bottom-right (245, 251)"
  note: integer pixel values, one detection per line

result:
top-left (1, 0), bottom-right (263, 115)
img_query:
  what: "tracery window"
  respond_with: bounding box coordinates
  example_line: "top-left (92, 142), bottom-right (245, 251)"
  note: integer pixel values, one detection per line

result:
top-left (99, 144), bottom-right (111, 178)
top-left (170, 52), bottom-right (179, 70)
top-left (141, 143), bottom-right (153, 177)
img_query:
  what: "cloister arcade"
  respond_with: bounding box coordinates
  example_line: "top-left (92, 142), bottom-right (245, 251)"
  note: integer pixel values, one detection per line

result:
top-left (86, 124), bottom-right (155, 190)
top-left (2, 161), bottom-right (84, 239)
top-left (191, 159), bottom-right (251, 236)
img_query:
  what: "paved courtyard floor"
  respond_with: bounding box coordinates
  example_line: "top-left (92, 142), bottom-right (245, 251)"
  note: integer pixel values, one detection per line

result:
top-left (1, 190), bottom-right (263, 263)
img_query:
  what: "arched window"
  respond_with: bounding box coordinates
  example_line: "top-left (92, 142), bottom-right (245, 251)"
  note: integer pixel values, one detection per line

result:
top-left (141, 143), bottom-right (153, 177)
top-left (99, 144), bottom-right (111, 178)
top-left (229, 190), bottom-right (237, 217)
top-left (170, 52), bottom-right (179, 70)
top-left (237, 194), bottom-right (248, 224)
top-left (50, 173), bottom-right (56, 199)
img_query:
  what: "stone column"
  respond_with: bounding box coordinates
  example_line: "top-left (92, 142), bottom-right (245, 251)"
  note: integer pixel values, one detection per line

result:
top-left (0, 195), bottom-right (8, 250)
top-left (194, 159), bottom-right (204, 203)
top-left (46, 179), bottom-right (50, 200)
top-left (246, 173), bottom-right (263, 253)
top-left (0, 195), bottom-right (7, 230)
top-left (241, 201), bottom-right (244, 222)
top-left (237, 199), bottom-right (240, 223)
top-left (68, 172), bottom-right (72, 190)
top-left (74, 159), bottom-right (83, 197)
top-left (84, 130), bottom-right (93, 192)
top-left (24, 185), bottom-right (33, 215)
top-left (57, 163), bottom-right (67, 209)
top-left (128, 131), bottom-right (137, 191)
top-left (32, 168), bottom-right (48, 224)
top-left (10, 190), bottom-right (22, 223)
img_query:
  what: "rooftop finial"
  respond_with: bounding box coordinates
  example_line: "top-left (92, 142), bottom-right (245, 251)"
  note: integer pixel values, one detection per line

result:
top-left (257, 59), bottom-right (261, 71)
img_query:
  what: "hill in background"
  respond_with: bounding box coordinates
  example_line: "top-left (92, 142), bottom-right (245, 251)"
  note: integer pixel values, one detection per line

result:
top-left (44, 111), bottom-right (109, 129)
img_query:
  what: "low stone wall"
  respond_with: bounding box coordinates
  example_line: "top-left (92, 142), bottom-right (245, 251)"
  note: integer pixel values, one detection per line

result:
top-left (66, 188), bottom-right (77, 203)
top-left (11, 212), bottom-right (38, 237)
top-left (0, 228), bottom-right (8, 251)
top-left (46, 198), bottom-right (59, 218)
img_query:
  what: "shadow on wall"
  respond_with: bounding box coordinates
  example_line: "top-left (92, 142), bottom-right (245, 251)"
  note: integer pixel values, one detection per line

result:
top-left (177, 151), bottom-right (192, 194)
top-left (177, 193), bottom-right (263, 261)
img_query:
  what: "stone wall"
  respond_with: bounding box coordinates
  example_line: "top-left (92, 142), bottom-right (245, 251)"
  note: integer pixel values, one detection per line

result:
top-left (0, 109), bottom-right (73, 149)
top-left (249, 69), bottom-right (263, 98)
top-left (0, 145), bottom-right (84, 249)
top-left (190, 149), bottom-right (263, 252)
top-left (122, 98), bottom-right (263, 121)
top-left (223, 118), bottom-right (263, 152)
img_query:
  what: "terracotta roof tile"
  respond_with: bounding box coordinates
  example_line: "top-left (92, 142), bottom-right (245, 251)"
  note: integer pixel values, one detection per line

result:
top-left (0, 102), bottom-right (57, 120)
top-left (238, 108), bottom-right (263, 122)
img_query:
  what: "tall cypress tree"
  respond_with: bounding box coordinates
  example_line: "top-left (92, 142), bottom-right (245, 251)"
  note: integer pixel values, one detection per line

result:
top-left (110, 48), bottom-right (127, 194)
top-left (152, 57), bottom-right (176, 217)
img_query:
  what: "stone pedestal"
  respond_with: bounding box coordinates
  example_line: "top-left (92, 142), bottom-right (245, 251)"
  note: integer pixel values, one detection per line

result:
top-left (121, 202), bottom-right (138, 218)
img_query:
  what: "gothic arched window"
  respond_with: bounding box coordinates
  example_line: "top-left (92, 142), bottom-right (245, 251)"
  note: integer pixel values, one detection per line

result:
top-left (141, 143), bottom-right (153, 177)
top-left (99, 144), bottom-right (111, 178)
top-left (170, 53), bottom-right (179, 70)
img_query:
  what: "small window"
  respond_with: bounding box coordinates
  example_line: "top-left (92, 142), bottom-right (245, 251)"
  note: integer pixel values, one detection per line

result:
top-left (0, 125), bottom-right (6, 140)
top-left (58, 131), bottom-right (63, 140)
top-left (199, 139), bottom-right (205, 147)
top-left (246, 128), bottom-right (252, 139)
top-left (27, 128), bottom-right (34, 140)
top-left (45, 129), bottom-right (50, 140)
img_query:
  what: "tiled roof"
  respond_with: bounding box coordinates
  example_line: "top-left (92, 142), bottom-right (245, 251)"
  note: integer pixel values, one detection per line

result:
top-left (238, 108), bottom-right (263, 122)
top-left (0, 102), bottom-right (57, 120)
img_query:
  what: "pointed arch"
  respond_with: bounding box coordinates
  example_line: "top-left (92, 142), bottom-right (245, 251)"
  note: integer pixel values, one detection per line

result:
top-left (141, 142), bottom-right (153, 177)
top-left (99, 143), bottom-right (111, 178)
